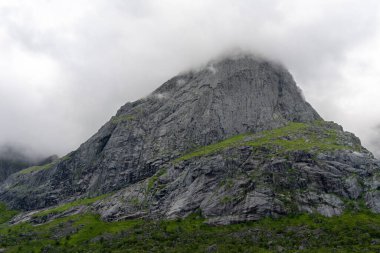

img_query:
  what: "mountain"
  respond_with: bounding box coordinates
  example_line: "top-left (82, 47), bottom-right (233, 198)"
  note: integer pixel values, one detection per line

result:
top-left (1, 55), bottom-right (380, 228)
top-left (0, 158), bottom-right (30, 183)
top-left (0, 146), bottom-right (58, 183)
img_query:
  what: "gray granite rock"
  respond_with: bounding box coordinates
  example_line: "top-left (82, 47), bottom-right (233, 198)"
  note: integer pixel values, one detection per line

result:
top-left (88, 145), bottom-right (379, 225)
top-left (1, 55), bottom-right (380, 225)
top-left (0, 55), bottom-right (320, 209)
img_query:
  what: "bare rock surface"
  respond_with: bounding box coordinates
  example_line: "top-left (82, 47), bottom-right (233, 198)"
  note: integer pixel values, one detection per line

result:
top-left (1, 54), bottom-right (380, 225)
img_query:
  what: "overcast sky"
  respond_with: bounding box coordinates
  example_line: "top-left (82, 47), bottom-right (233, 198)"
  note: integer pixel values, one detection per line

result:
top-left (0, 0), bottom-right (379, 158)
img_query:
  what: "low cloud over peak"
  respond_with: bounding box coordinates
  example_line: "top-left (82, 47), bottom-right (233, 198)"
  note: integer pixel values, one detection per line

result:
top-left (0, 0), bottom-right (379, 158)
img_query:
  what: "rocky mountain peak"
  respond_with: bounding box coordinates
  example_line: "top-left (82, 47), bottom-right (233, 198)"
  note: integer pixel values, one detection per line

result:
top-left (1, 55), bottom-right (379, 227)
top-left (115, 55), bottom-right (320, 157)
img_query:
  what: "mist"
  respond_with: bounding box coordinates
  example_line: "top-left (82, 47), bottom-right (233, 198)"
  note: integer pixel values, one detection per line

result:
top-left (0, 0), bottom-right (379, 158)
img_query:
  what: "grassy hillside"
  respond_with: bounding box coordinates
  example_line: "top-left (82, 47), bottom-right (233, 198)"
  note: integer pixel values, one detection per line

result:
top-left (175, 121), bottom-right (360, 162)
top-left (1, 202), bottom-right (380, 253)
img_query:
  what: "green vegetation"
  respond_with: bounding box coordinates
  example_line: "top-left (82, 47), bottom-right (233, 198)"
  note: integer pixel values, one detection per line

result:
top-left (245, 122), bottom-right (348, 152)
top-left (1, 204), bottom-right (380, 252)
top-left (176, 121), bottom-right (357, 162)
top-left (129, 197), bottom-right (142, 207)
top-left (175, 133), bottom-right (249, 162)
top-left (146, 168), bottom-right (167, 193)
top-left (34, 194), bottom-right (111, 218)
top-left (0, 213), bottom-right (142, 253)
top-left (111, 114), bottom-right (135, 124)
top-left (59, 155), bottom-right (71, 162)
top-left (0, 203), bottom-right (18, 224)
top-left (18, 162), bottom-right (55, 175)
top-left (220, 196), bottom-right (233, 204)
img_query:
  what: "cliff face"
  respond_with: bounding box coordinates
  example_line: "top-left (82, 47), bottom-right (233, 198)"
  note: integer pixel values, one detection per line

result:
top-left (1, 55), bottom-right (380, 225)
top-left (83, 120), bottom-right (379, 225)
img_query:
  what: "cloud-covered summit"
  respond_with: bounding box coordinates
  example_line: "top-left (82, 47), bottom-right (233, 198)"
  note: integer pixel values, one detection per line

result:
top-left (0, 0), bottom-right (379, 158)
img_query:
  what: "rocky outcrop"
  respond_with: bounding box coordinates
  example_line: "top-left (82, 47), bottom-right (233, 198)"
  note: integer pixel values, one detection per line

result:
top-left (0, 55), bottom-right (321, 210)
top-left (1, 54), bottom-right (380, 226)
top-left (90, 121), bottom-right (380, 225)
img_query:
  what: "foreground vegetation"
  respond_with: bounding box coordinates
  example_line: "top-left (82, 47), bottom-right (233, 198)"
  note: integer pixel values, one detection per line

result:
top-left (1, 201), bottom-right (380, 253)
top-left (0, 203), bottom-right (18, 225)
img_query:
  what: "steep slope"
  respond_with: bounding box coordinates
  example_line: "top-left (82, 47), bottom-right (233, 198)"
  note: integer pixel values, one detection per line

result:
top-left (0, 146), bottom-right (58, 183)
top-left (0, 159), bottom-right (29, 183)
top-left (1, 55), bottom-right (380, 227)
top-left (2, 54), bottom-right (380, 253)
top-left (0, 55), bottom-right (321, 210)
top-left (91, 121), bottom-right (380, 225)
top-left (0, 146), bottom-right (31, 182)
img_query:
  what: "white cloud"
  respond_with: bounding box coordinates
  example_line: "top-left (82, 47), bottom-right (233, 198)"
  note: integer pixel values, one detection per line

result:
top-left (0, 0), bottom-right (379, 157)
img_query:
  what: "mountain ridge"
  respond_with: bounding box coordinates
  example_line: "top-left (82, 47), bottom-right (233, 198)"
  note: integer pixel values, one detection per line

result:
top-left (0, 55), bottom-right (321, 210)
top-left (0, 54), bottom-right (379, 227)
top-left (0, 145), bottom-right (58, 183)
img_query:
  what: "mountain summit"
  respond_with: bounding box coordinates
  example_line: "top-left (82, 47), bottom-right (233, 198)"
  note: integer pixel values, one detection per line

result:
top-left (1, 55), bottom-right (379, 225)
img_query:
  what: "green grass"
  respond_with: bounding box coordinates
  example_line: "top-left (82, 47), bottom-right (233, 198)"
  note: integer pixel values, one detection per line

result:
top-left (245, 123), bottom-right (346, 152)
top-left (0, 213), bottom-right (142, 253)
top-left (146, 168), bottom-right (167, 193)
top-left (175, 133), bottom-right (250, 162)
top-left (0, 203), bottom-right (18, 224)
top-left (111, 114), bottom-right (135, 124)
top-left (1, 206), bottom-right (380, 252)
top-left (59, 155), bottom-right (71, 162)
top-left (33, 194), bottom-right (111, 218)
top-left (17, 155), bottom-right (71, 175)
top-left (175, 121), bottom-right (357, 162)
top-left (18, 162), bottom-right (55, 175)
